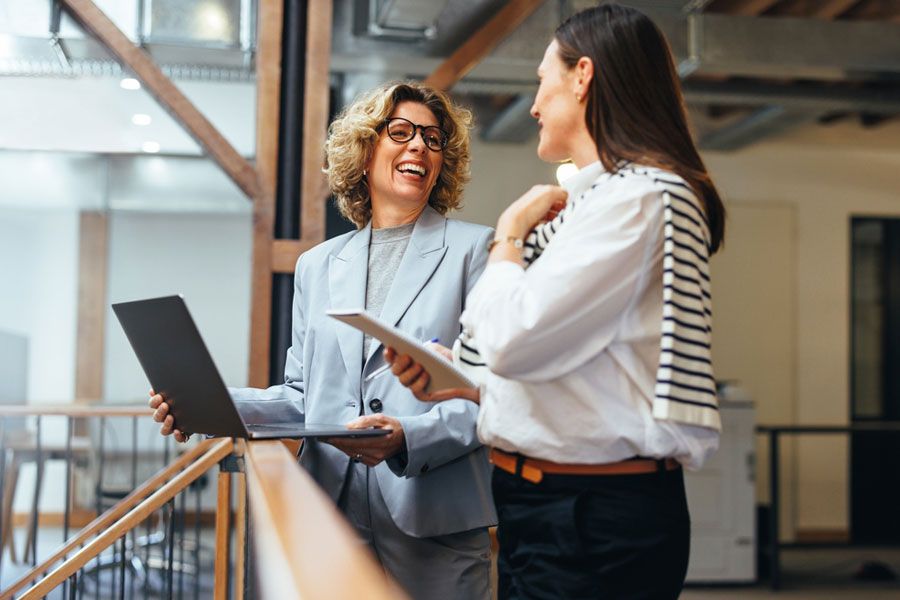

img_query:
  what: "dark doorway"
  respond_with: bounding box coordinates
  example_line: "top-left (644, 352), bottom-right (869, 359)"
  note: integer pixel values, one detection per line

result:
top-left (850, 218), bottom-right (900, 543)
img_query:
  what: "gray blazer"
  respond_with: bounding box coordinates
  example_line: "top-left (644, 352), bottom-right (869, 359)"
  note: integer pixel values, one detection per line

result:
top-left (232, 206), bottom-right (498, 537)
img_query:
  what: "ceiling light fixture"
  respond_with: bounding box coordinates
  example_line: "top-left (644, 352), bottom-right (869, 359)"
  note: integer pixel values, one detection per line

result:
top-left (131, 114), bottom-right (152, 126)
top-left (141, 141), bottom-right (161, 153)
top-left (120, 78), bottom-right (141, 90)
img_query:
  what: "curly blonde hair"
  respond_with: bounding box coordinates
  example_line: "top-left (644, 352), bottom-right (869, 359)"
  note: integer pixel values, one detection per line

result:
top-left (324, 81), bottom-right (473, 229)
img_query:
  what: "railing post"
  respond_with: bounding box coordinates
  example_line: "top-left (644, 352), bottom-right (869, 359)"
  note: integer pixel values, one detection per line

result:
top-left (768, 429), bottom-right (780, 590)
top-left (235, 439), bottom-right (248, 600)
top-left (0, 417), bottom-right (6, 581)
top-left (215, 440), bottom-right (243, 600)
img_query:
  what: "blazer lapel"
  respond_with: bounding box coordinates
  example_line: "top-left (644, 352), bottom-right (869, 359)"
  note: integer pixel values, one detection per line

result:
top-left (329, 224), bottom-right (371, 379)
top-left (366, 206), bottom-right (448, 364)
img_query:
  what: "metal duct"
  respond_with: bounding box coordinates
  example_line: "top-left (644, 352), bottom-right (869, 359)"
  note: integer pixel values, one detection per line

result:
top-left (683, 80), bottom-right (900, 114)
top-left (0, 0), bottom-right (255, 79)
top-left (480, 93), bottom-right (537, 143)
top-left (698, 106), bottom-right (821, 151)
top-left (683, 13), bottom-right (900, 81)
top-left (361, 0), bottom-right (448, 40)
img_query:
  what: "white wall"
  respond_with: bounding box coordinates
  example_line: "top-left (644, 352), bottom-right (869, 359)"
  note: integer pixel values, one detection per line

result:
top-left (703, 121), bottom-right (900, 535)
top-left (456, 132), bottom-right (558, 227)
top-left (0, 208), bottom-right (80, 404)
top-left (708, 203), bottom-right (798, 538)
top-left (104, 210), bottom-right (253, 402)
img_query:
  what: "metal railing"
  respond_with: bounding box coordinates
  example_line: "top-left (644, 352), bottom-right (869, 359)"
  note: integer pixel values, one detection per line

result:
top-left (758, 422), bottom-right (900, 591)
top-left (0, 406), bottom-right (217, 599)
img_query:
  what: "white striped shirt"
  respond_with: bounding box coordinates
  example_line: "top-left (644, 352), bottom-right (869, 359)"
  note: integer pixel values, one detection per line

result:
top-left (459, 161), bottom-right (719, 470)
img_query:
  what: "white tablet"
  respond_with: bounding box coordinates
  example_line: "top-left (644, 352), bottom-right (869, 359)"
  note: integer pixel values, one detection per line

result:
top-left (327, 309), bottom-right (476, 392)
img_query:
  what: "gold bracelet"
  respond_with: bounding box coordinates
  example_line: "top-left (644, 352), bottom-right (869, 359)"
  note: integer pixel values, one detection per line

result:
top-left (488, 236), bottom-right (524, 252)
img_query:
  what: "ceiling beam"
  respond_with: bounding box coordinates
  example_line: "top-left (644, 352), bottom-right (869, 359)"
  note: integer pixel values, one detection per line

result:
top-left (60, 0), bottom-right (260, 200)
top-left (708, 0), bottom-right (781, 15)
top-left (770, 0), bottom-right (863, 18)
top-left (424, 0), bottom-right (545, 91)
top-left (841, 0), bottom-right (900, 22)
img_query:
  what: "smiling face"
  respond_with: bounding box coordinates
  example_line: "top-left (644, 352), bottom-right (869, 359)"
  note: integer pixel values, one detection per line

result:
top-left (366, 101), bottom-right (444, 216)
top-left (531, 40), bottom-right (590, 165)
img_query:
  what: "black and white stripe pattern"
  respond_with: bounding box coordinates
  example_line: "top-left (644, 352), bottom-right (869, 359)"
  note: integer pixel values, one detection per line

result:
top-left (456, 165), bottom-right (720, 431)
top-left (456, 193), bottom-right (582, 372)
top-left (646, 168), bottom-right (719, 430)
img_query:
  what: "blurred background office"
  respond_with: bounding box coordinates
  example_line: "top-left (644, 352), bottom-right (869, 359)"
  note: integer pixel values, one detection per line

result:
top-left (1, 1), bottom-right (900, 598)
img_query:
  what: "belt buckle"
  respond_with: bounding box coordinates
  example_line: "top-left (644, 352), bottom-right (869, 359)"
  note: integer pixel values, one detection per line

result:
top-left (515, 455), bottom-right (543, 484)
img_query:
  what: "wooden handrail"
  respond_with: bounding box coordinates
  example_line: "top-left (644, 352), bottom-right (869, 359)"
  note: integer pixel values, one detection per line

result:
top-left (0, 404), bottom-right (150, 417)
top-left (245, 441), bottom-right (408, 600)
top-left (19, 438), bottom-right (234, 599)
top-left (0, 438), bottom-right (215, 599)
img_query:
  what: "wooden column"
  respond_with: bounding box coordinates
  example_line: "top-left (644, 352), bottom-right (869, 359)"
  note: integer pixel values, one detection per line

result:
top-left (248, 0), bottom-right (283, 388)
top-left (299, 0), bottom-right (332, 244)
top-left (248, 0), bottom-right (333, 386)
top-left (74, 211), bottom-right (108, 404)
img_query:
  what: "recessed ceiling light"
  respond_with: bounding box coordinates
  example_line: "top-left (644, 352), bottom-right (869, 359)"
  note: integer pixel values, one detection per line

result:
top-left (141, 141), bottom-right (161, 153)
top-left (120, 78), bottom-right (141, 90)
top-left (556, 162), bottom-right (578, 184)
top-left (198, 4), bottom-right (229, 38)
top-left (131, 114), bottom-right (152, 126)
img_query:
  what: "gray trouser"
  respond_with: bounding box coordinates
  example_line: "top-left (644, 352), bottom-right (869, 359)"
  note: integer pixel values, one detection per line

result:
top-left (338, 461), bottom-right (491, 600)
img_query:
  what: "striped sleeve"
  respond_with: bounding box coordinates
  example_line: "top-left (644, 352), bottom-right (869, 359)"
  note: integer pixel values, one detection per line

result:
top-left (652, 177), bottom-right (720, 431)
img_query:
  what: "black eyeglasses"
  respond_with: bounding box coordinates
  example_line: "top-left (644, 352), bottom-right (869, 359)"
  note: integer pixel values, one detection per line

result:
top-left (383, 117), bottom-right (449, 152)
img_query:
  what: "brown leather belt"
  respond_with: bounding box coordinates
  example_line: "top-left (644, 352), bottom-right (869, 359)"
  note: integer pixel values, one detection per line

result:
top-left (489, 448), bottom-right (680, 484)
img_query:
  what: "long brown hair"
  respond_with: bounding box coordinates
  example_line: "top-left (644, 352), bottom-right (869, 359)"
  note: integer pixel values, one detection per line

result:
top-left (555, 3), bottom-right (725, 252)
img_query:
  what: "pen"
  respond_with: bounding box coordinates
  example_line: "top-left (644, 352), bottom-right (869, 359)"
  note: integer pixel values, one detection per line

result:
top-left (364, 338), bottom-right (440, 382)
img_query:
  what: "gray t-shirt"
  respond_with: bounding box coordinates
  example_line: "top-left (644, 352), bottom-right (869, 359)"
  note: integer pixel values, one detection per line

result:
top-left (364, 222), bottom-right (415, 357)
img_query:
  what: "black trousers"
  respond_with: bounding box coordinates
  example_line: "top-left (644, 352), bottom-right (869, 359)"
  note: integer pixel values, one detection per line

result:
top-left (493, 464), bottom-right (690, 600)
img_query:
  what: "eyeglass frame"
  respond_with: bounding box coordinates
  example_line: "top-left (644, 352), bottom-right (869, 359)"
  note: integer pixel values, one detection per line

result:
top-left (381, 117), bottom-right (449, 152)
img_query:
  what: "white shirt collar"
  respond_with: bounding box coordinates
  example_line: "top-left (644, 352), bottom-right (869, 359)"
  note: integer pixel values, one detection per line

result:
top-left (561, 161), bottom-right (605, 200)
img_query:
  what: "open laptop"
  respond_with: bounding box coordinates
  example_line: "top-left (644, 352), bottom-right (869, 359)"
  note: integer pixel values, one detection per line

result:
top-left (112, 295), bottom-right (390, 440)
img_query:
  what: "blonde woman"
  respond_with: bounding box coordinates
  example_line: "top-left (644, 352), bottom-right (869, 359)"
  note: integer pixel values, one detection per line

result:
top-left (151, 82), bottom-right (495, 599)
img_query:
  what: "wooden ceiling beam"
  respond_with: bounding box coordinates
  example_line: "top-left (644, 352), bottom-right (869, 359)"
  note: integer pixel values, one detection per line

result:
top-left (769, 0), bottom-right (863, 18)
top-left (60, 0), bottom-right (260, 200)
top-left (706, 0), bottom-right (782, 15)
top-left (842, 0), bottom-right (900, 22)
top-left (425, 0), bottom-right (545, 91)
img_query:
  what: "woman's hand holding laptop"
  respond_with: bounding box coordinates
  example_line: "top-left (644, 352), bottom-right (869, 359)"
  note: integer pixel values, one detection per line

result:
top-left (323, 414), bottom-right (405, 467)
top-left (149, 389), bottom-right (192, 443)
